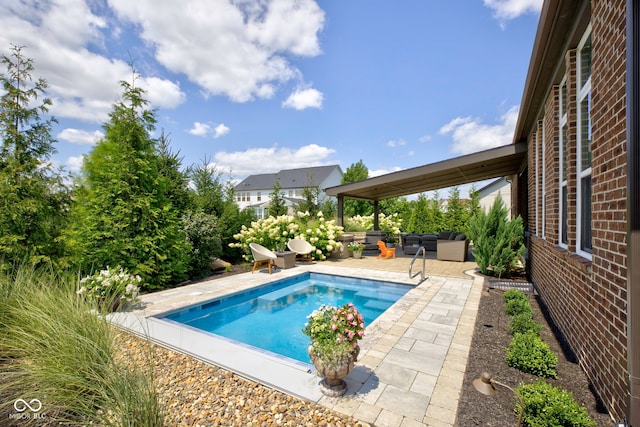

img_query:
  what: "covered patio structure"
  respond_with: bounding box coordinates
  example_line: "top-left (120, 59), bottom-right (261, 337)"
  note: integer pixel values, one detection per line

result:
top-left (323, 142), bottom-right (528, 229)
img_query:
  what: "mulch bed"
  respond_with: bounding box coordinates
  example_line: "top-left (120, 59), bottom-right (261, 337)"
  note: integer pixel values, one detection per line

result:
top-left (455, 280), bottom-right (612, 426)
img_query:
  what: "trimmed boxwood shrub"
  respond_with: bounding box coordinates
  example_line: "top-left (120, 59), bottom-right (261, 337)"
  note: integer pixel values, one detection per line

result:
top-left (505, 297), bottom-right (533, 317)
top-left (509, 312), bottom-right (543, 336)
top-left (506, 332), bottom-right (558, 378)
top-left (516, 380), bottom-right (596, 427)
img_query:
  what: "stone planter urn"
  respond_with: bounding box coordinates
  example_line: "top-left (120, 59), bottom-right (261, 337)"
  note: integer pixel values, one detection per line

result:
top-left (309, 345), bottom-right (359, 397)
top-left (352, 251), bottom-right (362, 259)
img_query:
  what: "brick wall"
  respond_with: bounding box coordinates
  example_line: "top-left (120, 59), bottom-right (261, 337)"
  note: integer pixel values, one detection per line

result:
top-left (526, 0), bottom-right (628, 419)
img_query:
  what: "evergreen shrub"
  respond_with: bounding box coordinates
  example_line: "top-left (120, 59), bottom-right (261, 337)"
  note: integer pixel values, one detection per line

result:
top-left (516, 380), bottom-right (596, 427)
top-left (506, 332), bottom-right (558, 378)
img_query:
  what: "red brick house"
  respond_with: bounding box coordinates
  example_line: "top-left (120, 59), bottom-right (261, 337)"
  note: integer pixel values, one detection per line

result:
top-left (515, 0), bottom-right (638, 423)
top-left (326, 0), bottom-right (639, 423)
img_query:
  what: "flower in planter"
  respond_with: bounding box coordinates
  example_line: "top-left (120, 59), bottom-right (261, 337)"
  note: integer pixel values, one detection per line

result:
top-left (348, 242), bottom-right (363, 252)
top-left (77, 266), bottom-right (141, 311)
top-left (302, 303), bottom-right (365, 366)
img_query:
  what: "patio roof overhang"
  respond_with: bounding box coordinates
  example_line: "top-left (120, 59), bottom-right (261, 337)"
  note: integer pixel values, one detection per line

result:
top-left (324, 142), bottom-right (527, 201)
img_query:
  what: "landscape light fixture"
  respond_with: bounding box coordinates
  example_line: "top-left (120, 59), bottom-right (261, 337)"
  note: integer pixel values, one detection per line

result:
top-left (472, 372), bottom-right (524, 427)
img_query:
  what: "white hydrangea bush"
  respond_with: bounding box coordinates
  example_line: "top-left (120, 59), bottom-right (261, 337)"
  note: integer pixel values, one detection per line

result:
top-left (230, 211), bottom-right (343, 261)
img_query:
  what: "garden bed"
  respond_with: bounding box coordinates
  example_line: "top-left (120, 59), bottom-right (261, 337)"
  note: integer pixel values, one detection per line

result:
top-left (455, 283), bottom-right (611, 426)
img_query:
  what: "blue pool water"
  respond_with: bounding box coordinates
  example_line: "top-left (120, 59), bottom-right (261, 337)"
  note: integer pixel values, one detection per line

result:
top-left (159, 272), bottom-right (411, 363)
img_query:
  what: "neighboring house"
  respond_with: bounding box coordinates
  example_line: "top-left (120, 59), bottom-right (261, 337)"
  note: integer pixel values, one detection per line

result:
top-left (476, 177), bottom-right (512, 217)
top-left (234, 165), bottom-right (343, 219)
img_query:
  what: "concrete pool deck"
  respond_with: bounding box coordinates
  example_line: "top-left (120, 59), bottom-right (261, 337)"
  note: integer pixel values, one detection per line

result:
top-left (111, 254), bottom-right (483, 427)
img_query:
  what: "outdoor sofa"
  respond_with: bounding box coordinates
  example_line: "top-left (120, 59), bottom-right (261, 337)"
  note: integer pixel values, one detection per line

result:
top-left (402, 231), bottom-right (470, 261)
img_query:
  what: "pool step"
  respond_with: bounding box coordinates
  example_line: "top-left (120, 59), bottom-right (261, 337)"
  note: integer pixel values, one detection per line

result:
top-left (355, 289), bottom-right (405, 302)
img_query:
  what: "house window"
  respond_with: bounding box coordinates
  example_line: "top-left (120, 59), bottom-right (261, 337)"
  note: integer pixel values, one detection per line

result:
top-left (559, 78), bottom-right (568, 247)
top-left (257, 192), bottom-right (261, 202)
top-left (577, 29), bottom-right (592, 257)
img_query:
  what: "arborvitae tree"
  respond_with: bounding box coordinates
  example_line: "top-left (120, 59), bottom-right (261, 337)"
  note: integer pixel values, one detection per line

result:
top-left (342, 159), bottom-right (372, 217)
top-left (468, 194), bottom-right (525, 277)
top-left (444, 186), bottom-right (466, 232)
top-left (295, 175), bottom-right (320, 216)
top-left (219, 183), bottom-right (256, 262)
top-left (406, 194), bottom-right (430, 233)
top-left (187, 157), bottom-right (226, 216)
top-left (267, 181), bottom-right (287, 217)
top-left (0, 45), bottom-right (70, 268)
top-left (157, 129), bottom-right (190, 213)
top-left (67, 71), bottom-right (189, 290)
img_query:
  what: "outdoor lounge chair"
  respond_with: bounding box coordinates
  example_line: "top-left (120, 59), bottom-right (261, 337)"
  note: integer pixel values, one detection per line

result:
top-left (249, 243), bottom-right (278, 274)
top-left (287, 238), bottom-right (314, 263)
top-left (436, 233), bottom-right (469, 262)
top-left (376, 240), bottom-right (396, 260)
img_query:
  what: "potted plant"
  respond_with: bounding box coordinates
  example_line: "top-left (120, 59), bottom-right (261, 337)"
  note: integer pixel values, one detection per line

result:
top-left (302, 303), bottom-right (365, 396)
top-left (385, 235), bottom-right (398, 248)
top-left (348, 242), bottom-right (364, 259)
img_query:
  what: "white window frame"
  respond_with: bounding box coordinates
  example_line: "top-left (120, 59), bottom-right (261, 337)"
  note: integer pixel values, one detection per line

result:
top-left (559, 77), bottom-right (568, 249)
top-left (576, 27), bottom-right (592, 260)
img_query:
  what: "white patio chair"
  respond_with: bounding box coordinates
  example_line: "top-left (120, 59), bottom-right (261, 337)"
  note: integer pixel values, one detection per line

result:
top-left (249, 243), bottom-right (278, 274)
top-left (287, 238), bottom-right (314, 263)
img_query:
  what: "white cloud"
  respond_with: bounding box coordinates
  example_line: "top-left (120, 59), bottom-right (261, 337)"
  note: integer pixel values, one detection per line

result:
top-left (57, 128), bottom-right (104, 145)
top-left (66, 155), bottom-right (85, 173)
top-left (0, 1), bottom-right (186, 123)
top-left (419, 135), bottom-right (432, 143)
top-left (214, 123), bottom-right (230, 139)
top-left (109, 0), bottom-right (325, 102)
top-left (483, 0), bottom-right (543, 21)
top-left (188, 122), bottom-right (211, 136)
top-left (387, 139), bottom-right (406, 148)
top-left (439, 106), bottom-right (519, 155)
top-left (282, 87), bottom-right (323, 110)
top-left (369, 167), bottom-right (402, 178)
top-left (213, 143), bottom-right (335, 176)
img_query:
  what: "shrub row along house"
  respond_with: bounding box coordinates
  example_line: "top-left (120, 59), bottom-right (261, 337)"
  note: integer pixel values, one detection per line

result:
top-left (325, 0), bottom-right (639, 423)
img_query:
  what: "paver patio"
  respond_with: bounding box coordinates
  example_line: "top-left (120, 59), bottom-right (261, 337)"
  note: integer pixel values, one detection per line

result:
top-left (112, 250), bottom-right (483, 427)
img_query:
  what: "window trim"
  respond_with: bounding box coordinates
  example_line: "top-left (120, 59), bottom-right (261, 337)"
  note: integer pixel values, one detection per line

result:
top-left (576, 26), bottom-right (592, 260)
top-left (559, 77), bottom-right (568, 249)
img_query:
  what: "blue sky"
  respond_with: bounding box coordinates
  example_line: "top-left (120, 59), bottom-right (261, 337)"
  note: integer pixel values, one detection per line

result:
top-left (1, 0), bottom-right (542, 194)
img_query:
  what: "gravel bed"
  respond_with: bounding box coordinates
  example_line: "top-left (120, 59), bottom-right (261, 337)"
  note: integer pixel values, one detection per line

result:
top-left (117, 333), bottom-right (368, 427)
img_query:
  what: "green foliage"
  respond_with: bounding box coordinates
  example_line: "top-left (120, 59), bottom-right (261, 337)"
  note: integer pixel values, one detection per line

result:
top-left (509, 312), bottom-right (543, 336)
top-left (506, 332), bottom-right (558, 378)
top-left (342, 159), bottom-right (372, 217)
top-left (344, 213), bottom-right (402, 234)
top-left (66, 72), bottom-right (189, 290)
top-left (267, 181), bottom-right (287, 217)
top-left (157, 129), bottom-right (190, 212)
top-left (187, 157), bottom-right (226, 216)
top-left (516, 380), bottom-right (596, 427)
top-left (504, 290), bottom-right (533, 317)
top-left (443, 187), bottom-right (467, 232)
top-left (0, 266), bottom-right (163, 425)
top-left (468, 194), bottom-right (526, 277)
top-left (77, 265), bottom-right (141, 312)
top-left (405, 192), bottom-right (446, 233)
top-left (302, 303), bottom-right (365, 366)
top-left (504, 288), bottom-right (528, 303)
top-left (182, 211), bottom-right (223, 279)
top-left (295, 175), bottom-right (321, 217)
top-left (0, 45), bottom-right (70, 268)
top-left (231, 211), bottom-right (343, 261)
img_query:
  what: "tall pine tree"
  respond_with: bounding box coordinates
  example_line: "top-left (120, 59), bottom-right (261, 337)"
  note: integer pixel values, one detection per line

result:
top-left (0, 45), bottom-right (69, 268)
top-left (67, 71), bottom-right (189, 289)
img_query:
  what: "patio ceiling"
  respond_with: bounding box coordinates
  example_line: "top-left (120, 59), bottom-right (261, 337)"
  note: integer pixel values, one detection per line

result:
top-left (324, 142), bottom-right (527, 201)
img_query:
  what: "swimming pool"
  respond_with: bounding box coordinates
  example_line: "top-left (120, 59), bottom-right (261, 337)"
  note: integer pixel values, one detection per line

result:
top-left (158, 272), bottom-right (411, 364)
